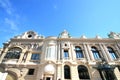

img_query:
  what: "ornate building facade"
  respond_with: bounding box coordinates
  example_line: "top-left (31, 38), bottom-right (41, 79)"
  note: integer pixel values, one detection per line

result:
top-left (0, 30), bottom-right (120, 80)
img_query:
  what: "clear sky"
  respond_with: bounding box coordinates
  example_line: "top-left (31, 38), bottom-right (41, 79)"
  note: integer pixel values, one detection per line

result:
top-left (0, 0), bottom-right (120, 47)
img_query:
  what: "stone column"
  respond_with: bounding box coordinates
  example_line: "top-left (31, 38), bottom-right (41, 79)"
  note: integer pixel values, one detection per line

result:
top-left (56, 64), bottom-right (62, 80)
top-left (0, 49), bottom-right (8, 63)
top-left (17, 50), bottom-right (26, 63)
top-left (69, 44), bottom-right (72, 60)
top-left (25, 51), bottom-right (32, 63)
top-left (57, 43), bottom-right (60, 61)
top-left (71, 44), bottom-right (76, 61)
top-left (114, 67), bottom-right (120, 80)
top-left (83, 43), bottom-right (90, 61)
top-left (60, 43), bottom-right (62, 60)
top-left (99, 43), bottom-right (109, 62)
top-left (69, 44), bottom-right (75, 61)
top-left (61, 64), bottom-right (64, 80)
top-left (114, 44), bottom-right (120, 58)
top-left (101, 44), bottom-right (112, 61)
top-left (86, 44), bottom-right (95, 61)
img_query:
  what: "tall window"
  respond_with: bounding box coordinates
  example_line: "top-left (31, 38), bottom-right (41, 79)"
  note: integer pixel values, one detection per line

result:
top-left (64, 65), bottom-right (71, 79)
top-left (91, 47), bottom-right (101, 59)
top-left (75, 46), bottom-right (84, 58)
top-left (4, 47), bottom-right (22, 59)
top-left (46, 46), bottom-right (56, 59)
top-left (31, 53), bottom-right (40, 60)
top-left (107, 47), bottom-right (118, 59)
top-left (64, 50), bottom-right (69, 58)
top-left (78, 65), bottom-right (90, 79)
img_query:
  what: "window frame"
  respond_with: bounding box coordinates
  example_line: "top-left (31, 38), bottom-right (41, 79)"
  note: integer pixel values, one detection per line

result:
top-left (78, 65), bottom-right (90, 79)
top-left (75, 46), bottom-right (84, 59)
top-left (64, 65), bottom-right (71, 79)
top-left (91, 47), bottom-right (101, 59)
top-left (4, 47), bottom-right (22, 59)
top-left (107, 47), bottom-right (118, 59)
top-left (31, 53), bottom-right (40, 60)
top-left (64, 50), bottom-right (69, 58)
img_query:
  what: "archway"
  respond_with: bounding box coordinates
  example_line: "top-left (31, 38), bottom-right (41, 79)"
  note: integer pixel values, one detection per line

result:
top-left (77, 65), bottom-right (90, 79)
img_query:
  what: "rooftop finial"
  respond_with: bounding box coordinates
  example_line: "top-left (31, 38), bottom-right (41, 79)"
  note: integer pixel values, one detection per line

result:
top-left (58, 30), bottom-right (71, 38)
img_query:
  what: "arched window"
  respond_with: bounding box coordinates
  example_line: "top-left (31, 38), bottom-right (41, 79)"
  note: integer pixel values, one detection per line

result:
top-left (4, 47), bottom-right (22, 59)
top-left (107, 47), bottom-right (118, 59)
top-left (75, 46), bottom-right (84, 58)
top-left (91, 47), bottom-right (101, 59)
top-left (78, 65), bottom-right (90, 79)
top-left (64, 65), bottom-right (71, 79)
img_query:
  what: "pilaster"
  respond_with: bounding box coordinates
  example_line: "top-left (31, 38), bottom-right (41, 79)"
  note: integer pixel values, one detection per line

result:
top-left (114, 44), bottom-right (120, 58)
top-left (83, 43), bottom-right (90, 61)
top-left (25, 51), bottom-right (32, 63)
top-left (86, 44), bottom-right (95, 61)
top-left (114, 67), bottom-right (120, 80)
top-left (56, 64), bottom-right (62, 80)
top-left (0, 51), bottom-right (7, 63)
top-left (102, 44), bottom-right (112, 61)
top-left (61, 64), bottom-right (64, 80)
top-left (71, 44), bottom-right (76, 61)
top-left (17, 50), bottom-right (26, 63)
top-left (99, 43), bottom-right (109, 61)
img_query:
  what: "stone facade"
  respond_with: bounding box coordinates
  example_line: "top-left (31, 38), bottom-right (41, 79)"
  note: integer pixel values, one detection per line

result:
top-left (0, 30), bottom-right (120, 80)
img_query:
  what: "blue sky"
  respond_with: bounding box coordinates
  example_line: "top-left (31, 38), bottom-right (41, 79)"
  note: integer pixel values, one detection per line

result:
top-left (0, 0), bottom-right (120, 47)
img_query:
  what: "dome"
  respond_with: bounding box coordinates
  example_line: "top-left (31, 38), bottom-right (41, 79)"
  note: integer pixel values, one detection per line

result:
top-left (44, 64), bottom-right (55, 74)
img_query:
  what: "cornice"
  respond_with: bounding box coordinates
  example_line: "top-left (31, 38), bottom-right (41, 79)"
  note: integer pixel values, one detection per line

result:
top-left (57, 38), bottom-right (120, 43)
top-left (6, 37), bottom-right (120, 44)
top-left (10, 38), bottom-right (44, 42)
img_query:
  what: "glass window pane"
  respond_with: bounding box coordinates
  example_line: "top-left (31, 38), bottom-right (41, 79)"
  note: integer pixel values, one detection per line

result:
top-left (4, 47), bottom-right (22, 59)
top-left (91, 47), bottom-right (101, 59)
top-left (64, 65), bottom-right (71, 79)
top-left (64, 50), bottom-right (69, 58)
top-left (31, 53), bottom-right (40, 60)
top-left (78, 65), bottom-right (90, 79)
top-left (75, 47), bottom-right (84, 58)
top-left (107, 47), bottom-right (118, 59)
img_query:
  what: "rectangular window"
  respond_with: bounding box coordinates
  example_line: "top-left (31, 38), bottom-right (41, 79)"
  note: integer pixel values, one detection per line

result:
top-left (64, 50), bottom-right (69, 58)
top-left (31, 53), bottom-right (40, 60)
top-left (47, 47), bottom-right (51, 58)
top-left (28, 69), bottom-right (35, 75)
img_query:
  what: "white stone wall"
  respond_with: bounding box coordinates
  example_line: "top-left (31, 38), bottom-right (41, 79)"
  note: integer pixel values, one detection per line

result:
top-left (0, 31), bottom-right (120, 80)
